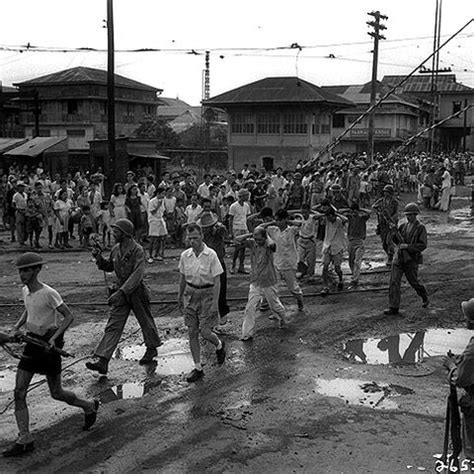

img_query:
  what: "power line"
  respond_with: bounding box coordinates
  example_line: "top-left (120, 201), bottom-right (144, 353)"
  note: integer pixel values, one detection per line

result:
top-left (0, 33), bottom-right (471, 54)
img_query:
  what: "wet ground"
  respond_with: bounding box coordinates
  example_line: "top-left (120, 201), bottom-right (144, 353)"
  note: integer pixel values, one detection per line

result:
top-left (0, 188), bottom-right (473, 472)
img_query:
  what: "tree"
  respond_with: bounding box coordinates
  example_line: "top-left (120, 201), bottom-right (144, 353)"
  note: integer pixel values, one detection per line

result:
top-left (133, 116), bottom-right (180, 148)
top-left (179, 123), bottom-right (227, 148)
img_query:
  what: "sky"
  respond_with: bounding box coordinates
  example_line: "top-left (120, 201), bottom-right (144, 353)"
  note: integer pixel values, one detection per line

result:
top-left (1, 0), bottom-right (473, 105)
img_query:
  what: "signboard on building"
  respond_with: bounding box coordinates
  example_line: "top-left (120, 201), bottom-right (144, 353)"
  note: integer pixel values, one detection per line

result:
top-left (350, 128), bottom-right (391, 137)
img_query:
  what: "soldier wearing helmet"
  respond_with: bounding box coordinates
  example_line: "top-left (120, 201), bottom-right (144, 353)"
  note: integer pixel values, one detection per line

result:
top-left (86, 218), bottom-right (161, 375)
top-left (384, 202), bottom-right (429, 316)
top-left (3, 253), bottom-right (98, 458)
top-left (373, 184), bottom-right (398, 266)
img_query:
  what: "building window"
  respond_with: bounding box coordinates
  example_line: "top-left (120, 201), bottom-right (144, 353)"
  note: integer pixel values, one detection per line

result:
top-left (144, 105), bottom-right (155, 115)
top-left (126, 104), bottom-right (134, 116)
top-left (66, 129), bottom-right (86, 136)
top-left (257, 113), bottom-right (280, 134)
top-left (231, 114), bottom-right (254, 134)
top-left (332, 114), bottom-right (345, 128)
top-left (67, 99), bottom-right (78, 115)
top-left (283, 113), bottom-right (307, 134)
top-left (453, 101), bottom-right (462, 114)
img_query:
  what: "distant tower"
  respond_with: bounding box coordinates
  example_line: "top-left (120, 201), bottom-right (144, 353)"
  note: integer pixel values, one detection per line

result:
top-left (202, 51), bottom-right (210, 101)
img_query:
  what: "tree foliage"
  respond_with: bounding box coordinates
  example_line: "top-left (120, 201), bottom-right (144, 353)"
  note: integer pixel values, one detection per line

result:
top-left (133, 116), bottom-right (180, 147)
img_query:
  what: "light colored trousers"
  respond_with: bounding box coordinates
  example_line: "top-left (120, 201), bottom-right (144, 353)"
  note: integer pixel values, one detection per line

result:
top-left (297, 237), bottom-right (316, 277)
top-left (347, 239), bottom-right (365, 283)
top-left (242, 283), bottom-right (286, 338)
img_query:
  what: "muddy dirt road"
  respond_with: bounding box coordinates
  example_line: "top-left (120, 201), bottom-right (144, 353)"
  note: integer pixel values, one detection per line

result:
top-left (0, 192), bottom-right (473, 473)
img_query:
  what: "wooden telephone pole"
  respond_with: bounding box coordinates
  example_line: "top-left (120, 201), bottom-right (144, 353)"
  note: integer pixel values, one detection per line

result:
top-left (367, 11), bottom-right (387, 164)
top-left (106, 0), bottom-right (116, 190)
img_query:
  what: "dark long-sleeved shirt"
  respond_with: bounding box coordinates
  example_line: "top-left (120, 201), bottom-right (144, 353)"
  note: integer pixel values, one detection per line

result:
top-left (96, 240), bottom-right (145, 295)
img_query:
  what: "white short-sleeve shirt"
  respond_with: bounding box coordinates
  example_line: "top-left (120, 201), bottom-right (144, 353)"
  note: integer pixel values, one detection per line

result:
top-left (229, 201), bottom-right (250, 231)
top-left (178, 244), bottom-right (223, 286)
top-left (23, 283), bottom-right (63, 336)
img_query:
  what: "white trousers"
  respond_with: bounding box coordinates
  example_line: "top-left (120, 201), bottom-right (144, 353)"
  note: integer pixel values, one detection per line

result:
top-left (242, 283), bottom-right (286, 338)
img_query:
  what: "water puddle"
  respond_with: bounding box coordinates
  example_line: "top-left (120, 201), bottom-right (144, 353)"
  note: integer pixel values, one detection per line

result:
top-left (423, 206), bottom-right (474, 236)
top-left (343, 328), bottom-right (472, 365)
top-left (113, 338), bottom-right (193, 376)
top-left (315, 377), bottom-right (413, 410)
top-left (0, 369), bottom-right (16, 392)
top-left (98, 379), bottom-right (163, 404)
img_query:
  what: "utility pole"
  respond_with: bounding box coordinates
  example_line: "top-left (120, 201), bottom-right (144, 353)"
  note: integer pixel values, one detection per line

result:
top-left (106, 0), bottom-right (116, 190)
top-left (427, 0), bottom-right (443, 154)
top-left (367, 11), bottom-right (387, 164)
top-left (201, 51), bottom-right (211, 163)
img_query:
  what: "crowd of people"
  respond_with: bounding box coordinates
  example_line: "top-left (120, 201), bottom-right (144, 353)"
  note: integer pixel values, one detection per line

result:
top-left (0, 151), bottom-right (471, 256)
top-left (2, 149), bottom-right (474, 459)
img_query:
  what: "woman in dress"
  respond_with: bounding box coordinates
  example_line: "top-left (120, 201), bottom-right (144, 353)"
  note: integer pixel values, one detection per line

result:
top-left (125, 184), bottom-right (142, 237)
top-left (147, 187), bottom-right (168, 263)
top-left (54, 189), bottom-right (72, 249)
top-left (109, 183), bottom-right (127, 225)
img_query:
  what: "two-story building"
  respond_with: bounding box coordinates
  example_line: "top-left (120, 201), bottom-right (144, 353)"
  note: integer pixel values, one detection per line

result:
top-left (321, 81), bottom-right (429, 155)
top-left (203, 76), bottom-right (353, 171)
top-left (0, 84), bottom-right (23, 138)
top-left (382, 74), bottom-right (473, 152)
top-left (14, 66), bottom-right (162, 166)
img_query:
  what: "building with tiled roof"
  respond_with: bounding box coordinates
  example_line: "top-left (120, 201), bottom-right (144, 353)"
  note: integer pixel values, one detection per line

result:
top-left (13, 66), bottom-right (163, 166)
top-left (321, 81), bottom-right (431, 154)
top-left (381, 74), bottom-right (473, 151)
top-left (203, 76), bottom-right (354, 170)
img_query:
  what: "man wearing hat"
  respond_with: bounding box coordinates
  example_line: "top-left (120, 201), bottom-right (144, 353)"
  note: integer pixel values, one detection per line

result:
top-left (384, 202), bottom-right (429, 315)
top-left (373, 184), bottom-right (398, 266)
top-left (197, 204), bottom-right (230, 326)
top-left (3, 252), bottom-right (98, 457)
top-left (329, 183), bottom-right (349, 210)
top-left (12, 181), bottom-right (28, 246)
top-left (86, 218), bottom-right (161, 374)
top-left (443, 298), bottom-right (474, 463)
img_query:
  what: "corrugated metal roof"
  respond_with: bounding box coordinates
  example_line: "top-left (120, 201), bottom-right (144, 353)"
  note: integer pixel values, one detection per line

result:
top-left (129, 153), bottom-right (171, 161)
top-left (321, 82), bottom-right (419, 108)
top-left (204, 77), bottom-right (354, 107)
top-left (157, 97), bottom-right (191, 107)
top-left (382, 74), bottom-right (474, 93)
top-left (0, 138), bottom-right (28, 153)
top-left (15, 67), bottom-right (162, 93)
top-left (5, 137), bottom-right (67, 157)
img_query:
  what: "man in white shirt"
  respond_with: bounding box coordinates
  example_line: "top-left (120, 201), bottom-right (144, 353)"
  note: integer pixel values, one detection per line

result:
top-left (228, 188), bottom-right (251, 274)
top-left (12, 181), bottom-right (28, 246)
top-left (319, 207), bottom-right (348, 295)
top-left (3, 253), bottom-right (98, 457)
top-left (197, 174), bottom-right (211, 200)
top-left (296, 204), bottom-right (319, 280)
top-left (178, 223), bottom-right (226, 383)
top-left (185, 194), bottom-right (203, 224)
top-left (267, 209), bottom-right (304, 311)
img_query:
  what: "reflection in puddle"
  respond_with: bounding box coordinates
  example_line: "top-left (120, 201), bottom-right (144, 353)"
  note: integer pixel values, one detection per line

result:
top-left (343, 328), bottom-right (472, 365)
top-left (423, 206), bottom-right (474, 235)
top-left (98, 379), bottom-right (162, 404)
top-left (315, 378), bottom-right (410, 410)
top-left (113, 338), bottom-right (193, 376)
top-left (0, 369), bottom-right (16, 392)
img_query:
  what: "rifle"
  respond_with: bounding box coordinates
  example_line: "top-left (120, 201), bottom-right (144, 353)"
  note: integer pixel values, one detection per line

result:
top-left (375, 208), bottom-right (411, 264)
top-left (0, 332), bottom-right (74, 358)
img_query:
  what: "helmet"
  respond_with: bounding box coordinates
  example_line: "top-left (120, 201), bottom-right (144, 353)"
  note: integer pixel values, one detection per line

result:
top-left (462, 298), bottom-right (474, 322)
top-left (112, 218), bottom-right (135, 237)
top-left (403, 202), bottom-right (420, 215)
top-left (16, 252), bottom-right (44, 269)
top-left (383, 184), bottom-right (394, 193)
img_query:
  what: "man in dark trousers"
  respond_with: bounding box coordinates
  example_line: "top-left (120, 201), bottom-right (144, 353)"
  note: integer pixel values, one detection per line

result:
top-left (86, 218), bottom-right (161, 374)
top-left (384, 202), bottom-right (429, 315)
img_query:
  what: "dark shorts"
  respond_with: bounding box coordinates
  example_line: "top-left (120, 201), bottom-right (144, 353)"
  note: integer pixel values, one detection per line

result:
top-left (18, 332), bottom-right (64, 376)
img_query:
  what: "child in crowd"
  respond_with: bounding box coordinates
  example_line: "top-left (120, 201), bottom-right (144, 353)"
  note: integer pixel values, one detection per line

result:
top-left (97, 201), bottom-right (112, 248)
top-left (79, 205), bottom-right (97, 249)
top-left (148, 188), bottom-right (167, 263)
